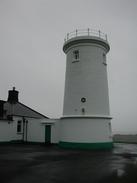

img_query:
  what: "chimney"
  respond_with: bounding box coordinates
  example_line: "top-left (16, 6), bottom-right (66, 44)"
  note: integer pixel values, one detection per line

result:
top-left (0, 100), bottom-right (5, 118)
top-left (8, 87), bottom-right (19, 103)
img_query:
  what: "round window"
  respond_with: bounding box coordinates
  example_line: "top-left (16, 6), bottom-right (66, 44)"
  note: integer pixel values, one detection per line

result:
top-left (81, 97), bottom-right (86, 103)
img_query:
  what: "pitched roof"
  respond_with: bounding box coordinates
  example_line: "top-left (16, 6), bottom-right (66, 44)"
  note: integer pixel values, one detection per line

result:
top-left (4, 102), bottom-right (48, 119)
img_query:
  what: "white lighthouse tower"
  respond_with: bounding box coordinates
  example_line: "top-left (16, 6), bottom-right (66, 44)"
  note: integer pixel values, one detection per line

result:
top-left (59, 29), bottom-right (113, 149)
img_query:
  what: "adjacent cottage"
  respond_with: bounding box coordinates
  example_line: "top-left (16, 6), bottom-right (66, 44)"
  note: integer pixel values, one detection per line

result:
top-left (0, 87), bottom-right (59, 144)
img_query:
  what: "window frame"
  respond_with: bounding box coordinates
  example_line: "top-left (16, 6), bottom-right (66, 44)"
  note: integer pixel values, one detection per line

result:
top-left (103, 53), bottom-right (107, 66)
top-left (72, 50), bottom-right (80, 62)
top-left (17, 120), bottom-right (22, 133)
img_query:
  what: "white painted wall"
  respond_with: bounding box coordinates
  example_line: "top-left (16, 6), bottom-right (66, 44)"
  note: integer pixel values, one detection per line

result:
top-left (60, 117), bottom-right (112, 143)
top-left (0, 117), bottom-right (60, 144)
top-left (0, 120), bottom-right (13, 142)
top-left (63, 36), bottom-right (110, 116)
top-left (0, 117), bottom-right (24, 142)
top-left (27, 118), bottom-right (60, 143)
top-left (61, 36), bottom-right (112, 145)
top-left (27, 118), bottom-right (45, 143)
top-left (12, 116), bottom-right (24, 140)
top-left (49, 119), bottom-right (60, 143)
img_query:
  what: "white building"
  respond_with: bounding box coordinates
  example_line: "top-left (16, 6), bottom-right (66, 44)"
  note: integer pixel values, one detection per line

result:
top-left (59, 29), bottom-right (113, 149)
top-left (0, 87), bottom-right (59, 144)
top-left (0, 29), bottom-right (113, 149)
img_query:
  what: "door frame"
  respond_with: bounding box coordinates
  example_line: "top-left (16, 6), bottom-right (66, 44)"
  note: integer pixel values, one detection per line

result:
top-left (45, 125), bottom-right (51, 144)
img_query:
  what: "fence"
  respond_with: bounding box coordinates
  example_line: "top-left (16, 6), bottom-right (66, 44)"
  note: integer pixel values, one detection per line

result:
top-left (64, 29), bottom-right (107, 42)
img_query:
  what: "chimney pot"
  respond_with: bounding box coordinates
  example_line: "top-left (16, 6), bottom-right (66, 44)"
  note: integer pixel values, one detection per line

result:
top-left (8, 87), bottom-right (19, 103)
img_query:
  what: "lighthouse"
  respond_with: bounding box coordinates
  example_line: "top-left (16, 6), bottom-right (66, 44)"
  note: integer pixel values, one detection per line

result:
top-left (59, 29), bottom-right (113, 149)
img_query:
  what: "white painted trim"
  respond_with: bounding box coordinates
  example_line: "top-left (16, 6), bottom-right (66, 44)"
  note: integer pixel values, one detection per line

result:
top-left (41, 122), bottom-right (55, 125)
top-left (61, 115), bottom-right (112, 119)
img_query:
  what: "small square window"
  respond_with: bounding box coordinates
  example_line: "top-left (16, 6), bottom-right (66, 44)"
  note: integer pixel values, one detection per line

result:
top-left (73, 50), bottom-right (79, 60)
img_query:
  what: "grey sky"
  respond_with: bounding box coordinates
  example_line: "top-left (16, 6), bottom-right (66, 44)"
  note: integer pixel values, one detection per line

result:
top-left (0, 0), bottom-right (137, 134)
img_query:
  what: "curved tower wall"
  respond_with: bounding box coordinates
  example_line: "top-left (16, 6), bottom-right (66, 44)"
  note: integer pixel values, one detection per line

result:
top-left (63, 36), bottom-right (110, 116)
top-left (60, 31), bottom-right (113, 149)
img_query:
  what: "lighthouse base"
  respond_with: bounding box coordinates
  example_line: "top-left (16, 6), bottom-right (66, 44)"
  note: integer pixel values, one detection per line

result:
top-left (59, 116), bottom-right (113, 150)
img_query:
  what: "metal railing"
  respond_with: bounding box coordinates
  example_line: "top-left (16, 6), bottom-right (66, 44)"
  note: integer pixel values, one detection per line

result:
top-left (64, 28), bottom-right (108, 42)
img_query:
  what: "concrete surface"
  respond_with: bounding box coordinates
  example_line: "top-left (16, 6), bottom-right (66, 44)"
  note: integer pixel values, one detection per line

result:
top-left (0, 143), bottom-right (137, 183)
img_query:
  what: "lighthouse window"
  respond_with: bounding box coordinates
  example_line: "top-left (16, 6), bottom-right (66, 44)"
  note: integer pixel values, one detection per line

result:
top-left (73, 50), bottom-right (79, 60)
top-left (103, 53), bottom-right (107, 66)
top-left (81, 97), bottom-right (86, 103)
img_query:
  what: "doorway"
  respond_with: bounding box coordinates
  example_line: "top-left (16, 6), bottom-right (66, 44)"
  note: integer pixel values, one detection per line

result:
top-left (45, 125), bottom-right (51, 144)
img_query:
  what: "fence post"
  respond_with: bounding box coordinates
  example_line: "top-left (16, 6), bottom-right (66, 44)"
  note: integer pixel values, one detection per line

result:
top-left (88, 28), bottom-right (89, 36)
top-left (76, 29), bottom-right (78, 36)
top-left (67, 33), bottom-right (69, 40)
top-left (99, 30), bottom-right (101, 38)
top-left (105, 34), bottom-right (107, 41)
top-left (76, 29), bottom-right (78, 37)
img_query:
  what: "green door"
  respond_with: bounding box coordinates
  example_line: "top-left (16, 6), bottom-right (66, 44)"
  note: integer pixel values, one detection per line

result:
top-left (45, 125), bottom-right (51, 144)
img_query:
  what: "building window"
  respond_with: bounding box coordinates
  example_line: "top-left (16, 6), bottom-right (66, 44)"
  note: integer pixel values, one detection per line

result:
top-left (17, 120), bottom-right (22, 133)
top-left (81, 97), bottom-right (86, 103)
top-left (73, 50), bottom-right (79, 60)
top-left (103, 53), bottom-right (107, 66)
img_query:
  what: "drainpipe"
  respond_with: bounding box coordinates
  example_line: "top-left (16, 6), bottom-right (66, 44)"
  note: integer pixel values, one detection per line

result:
top-left (25, 120), bottom-right (28, 142)
top-left (22, 117), bottom-right (25, 142)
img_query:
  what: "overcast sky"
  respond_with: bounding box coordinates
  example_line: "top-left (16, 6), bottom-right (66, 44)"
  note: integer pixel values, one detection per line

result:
top-left (0, 0), bottom-right (137, 134)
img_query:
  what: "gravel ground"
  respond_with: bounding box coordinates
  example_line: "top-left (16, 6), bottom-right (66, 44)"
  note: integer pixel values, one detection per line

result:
top-left (0, 143), bottom-right (137, 183)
